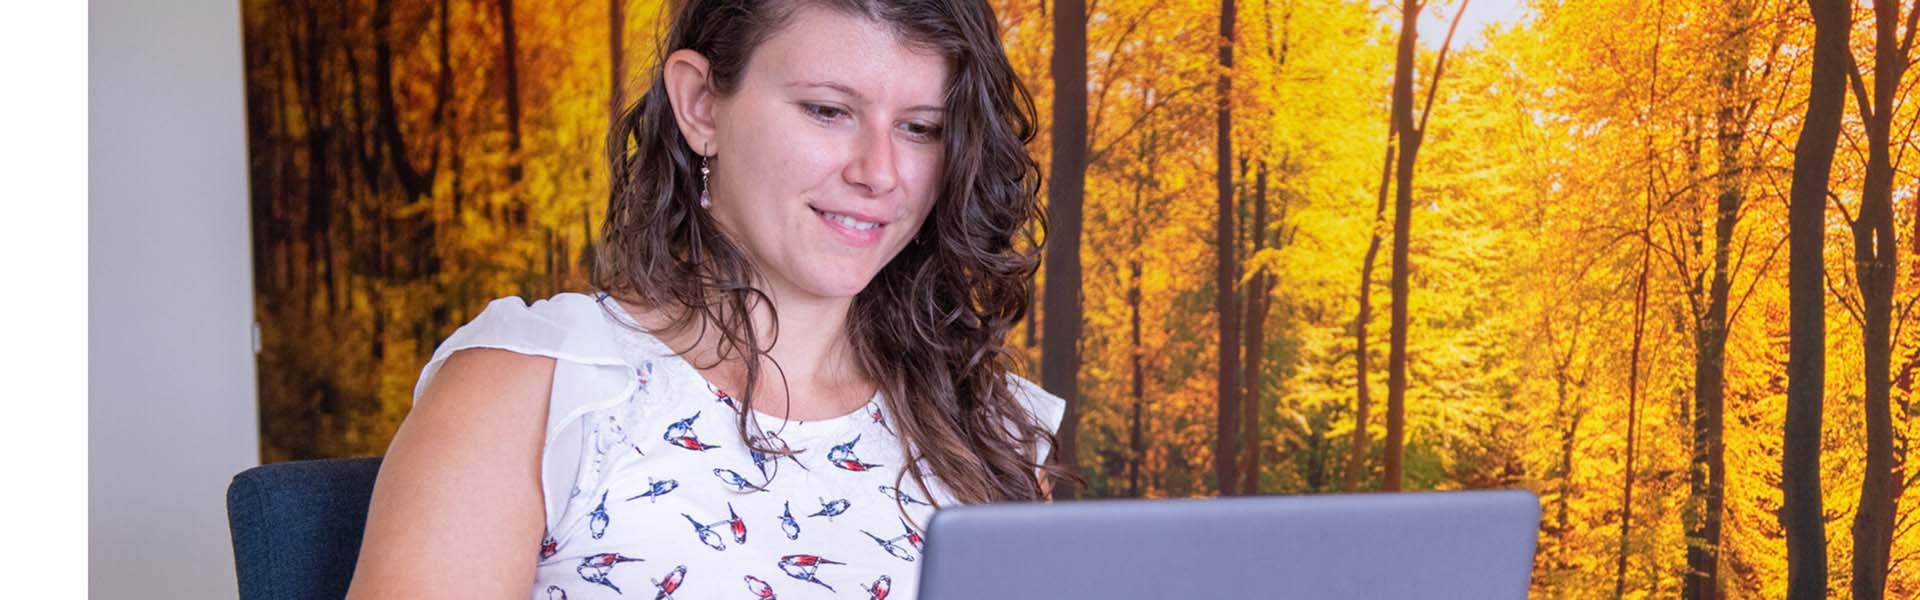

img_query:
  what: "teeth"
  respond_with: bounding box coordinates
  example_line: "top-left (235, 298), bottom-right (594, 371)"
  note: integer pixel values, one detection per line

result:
top-left (823, 211), bottom-right (880, 231)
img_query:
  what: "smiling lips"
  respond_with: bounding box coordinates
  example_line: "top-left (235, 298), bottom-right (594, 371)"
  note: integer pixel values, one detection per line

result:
top-left (821, 211), bottom-right (881, 231)
top-left (811, 205), bottom-right (889, 247)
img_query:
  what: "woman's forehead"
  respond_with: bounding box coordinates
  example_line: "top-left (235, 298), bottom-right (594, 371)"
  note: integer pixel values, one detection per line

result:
top-left (744, 6), bottom-right (951, 109)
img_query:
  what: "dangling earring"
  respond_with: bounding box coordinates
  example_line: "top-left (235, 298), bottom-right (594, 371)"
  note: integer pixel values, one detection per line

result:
top-left (699, 154), bottom-right (713, 209)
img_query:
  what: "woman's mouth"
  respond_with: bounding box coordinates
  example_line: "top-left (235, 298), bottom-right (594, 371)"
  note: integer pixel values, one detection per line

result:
top-left (820, 210), bottom-right (881, 231)
top-left (812, 206), bottom-right (888, 247)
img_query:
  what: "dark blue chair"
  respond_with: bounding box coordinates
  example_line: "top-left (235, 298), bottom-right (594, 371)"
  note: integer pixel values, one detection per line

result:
top-left (226, 457), bottom-right (384, 600)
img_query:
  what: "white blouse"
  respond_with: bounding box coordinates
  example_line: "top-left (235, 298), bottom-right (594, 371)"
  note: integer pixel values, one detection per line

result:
top-left (412, 293), bottom-right (1065, 600)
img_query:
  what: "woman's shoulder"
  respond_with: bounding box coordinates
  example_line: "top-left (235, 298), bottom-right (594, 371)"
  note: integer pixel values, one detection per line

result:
top-left (412, 292), bottom-right (670, 536)
top-left (412, 293), bottom-right (630, 401)
top-left (442, 293), bottom-right (626, 359)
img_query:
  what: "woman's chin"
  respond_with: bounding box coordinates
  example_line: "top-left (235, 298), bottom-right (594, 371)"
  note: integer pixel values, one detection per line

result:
top-left (785, 266), bottom-right (886, 301)
top-left (774, 247), bottom-right (906, 301)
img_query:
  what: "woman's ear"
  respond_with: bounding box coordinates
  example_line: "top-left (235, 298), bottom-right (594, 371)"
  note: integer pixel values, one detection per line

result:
top-left (662, 49), bottom-right (719, 156)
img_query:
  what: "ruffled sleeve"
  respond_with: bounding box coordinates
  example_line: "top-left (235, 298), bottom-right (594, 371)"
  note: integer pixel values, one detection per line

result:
top-left (411, 293), bottom-right (651, 535)
top-left (1007, 374), bottom-right (1068, 464)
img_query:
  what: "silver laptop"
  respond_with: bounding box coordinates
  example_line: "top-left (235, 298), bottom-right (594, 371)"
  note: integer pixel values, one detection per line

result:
top-left (918, 490), bottom-right (1540, 599)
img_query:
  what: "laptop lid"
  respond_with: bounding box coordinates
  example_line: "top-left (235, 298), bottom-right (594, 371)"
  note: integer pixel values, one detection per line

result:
top-left (917, 490), bottom-right (1541, 599)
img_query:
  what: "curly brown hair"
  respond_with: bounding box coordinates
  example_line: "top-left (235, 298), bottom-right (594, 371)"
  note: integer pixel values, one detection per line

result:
top-left (591, 0), bottom-right (1070, 508)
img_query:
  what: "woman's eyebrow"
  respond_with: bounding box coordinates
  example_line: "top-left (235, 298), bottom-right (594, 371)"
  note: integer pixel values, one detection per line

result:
top-left (786, 79), bottom-right (863, 98)
top-left (786, 80), bottom-right (944, 114)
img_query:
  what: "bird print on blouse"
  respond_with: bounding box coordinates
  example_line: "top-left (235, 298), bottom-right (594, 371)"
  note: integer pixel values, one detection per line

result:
top-left (727, 503), bottom-right (749, 544)
top-left (576, 553), bottom-right (644, 594)
top-left (651, 565), bottom-right (687, 600)
top-left (778, 501), bottom-right (802, 541)
top-left (859, 516), bottom-right (924, 563)
top-left (778, 554), bottom-right (847, 593)
top-left (682, 511), bottom-right (729, 551)
top-left (713, 467), bottom-right (773, 493)
top-left (749, 429), bottom-right (809, 482)
top-left (877, 486), bottom-right (932, 508)
top-left (808, 497), bottom-right (852, 521)
top-left (827, 434), bottom-right (884, 472)
top-left (867, 403), bottom-right (894, 436)
top-left (744, 575), bottom-right (777, 599)
top-left (587, 491), bottom-right (611, 539)
top-left (862, 575), bottom-right (893, 600)
top-left (662, 411), bottom-right (722, 451)
top-left (519, 295), bottom-right (1014, 599)
top-left (625, 477), bottom-right (680, 503)
top-left (710, 382), bottom-right (741, 413)
top-left (537, 381), bottom-right (931, 599)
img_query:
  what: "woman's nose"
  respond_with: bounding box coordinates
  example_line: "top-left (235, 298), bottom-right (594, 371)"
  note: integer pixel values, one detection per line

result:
top-left (843, 123), bottom-right (900, 197)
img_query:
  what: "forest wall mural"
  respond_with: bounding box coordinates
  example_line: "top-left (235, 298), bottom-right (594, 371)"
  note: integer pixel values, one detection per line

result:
top-left (242, 0), bottom-right (1920, 595)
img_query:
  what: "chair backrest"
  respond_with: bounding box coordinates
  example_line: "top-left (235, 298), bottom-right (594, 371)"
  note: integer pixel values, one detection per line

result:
top-left (226, 457), bottom-right (384, 600)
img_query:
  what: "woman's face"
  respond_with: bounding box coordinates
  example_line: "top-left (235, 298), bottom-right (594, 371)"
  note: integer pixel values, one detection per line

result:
top-left (705, 7), bottom-right (950, 303)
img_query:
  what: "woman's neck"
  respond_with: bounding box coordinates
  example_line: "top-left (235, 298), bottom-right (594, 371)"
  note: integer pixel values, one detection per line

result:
top-left (619, 284), bottom-right (872, 420)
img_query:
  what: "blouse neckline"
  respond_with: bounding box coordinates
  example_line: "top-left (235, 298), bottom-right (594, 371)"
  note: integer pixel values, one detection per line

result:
top-left (593, 293), bottom-right (886, 438)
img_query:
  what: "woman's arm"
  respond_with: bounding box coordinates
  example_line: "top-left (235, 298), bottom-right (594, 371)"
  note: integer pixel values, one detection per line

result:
top-left (345, 348), bottom-right (554, 600)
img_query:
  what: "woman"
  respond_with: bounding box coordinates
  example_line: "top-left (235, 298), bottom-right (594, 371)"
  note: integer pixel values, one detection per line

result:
top-left (345, 0), bottom-right (1066, 598)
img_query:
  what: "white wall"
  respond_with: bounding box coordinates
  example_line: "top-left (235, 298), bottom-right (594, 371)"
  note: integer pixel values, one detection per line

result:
top-left (89, 1), bottom-right (259, 598)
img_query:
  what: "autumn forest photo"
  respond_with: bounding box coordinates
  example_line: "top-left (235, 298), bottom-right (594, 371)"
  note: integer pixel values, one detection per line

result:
top-left (242, 0), bottom-right (1920, 596)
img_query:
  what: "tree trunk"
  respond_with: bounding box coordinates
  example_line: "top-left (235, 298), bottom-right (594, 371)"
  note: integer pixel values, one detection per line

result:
top-left (1558, 401), bottom-right (1582, 564)
top-left (1615, 6), bottom-right (1664, 597)
top-left (1026, 294), bottom-right (1038, 350)
top-left (373, 0), bottom-right (435, 201)
top-left (1851, 2), bottom-right (1911, 597)
top-left (1127, 117), bottom-right (1158, 499)
top-left (1782, 2), bottom-right (1847, 599)
top-left (433, 0), bottom-right (451, 132)
top-left (1129, 257), bottom-right (1145, 497)
top-left (1346, 136), bottom-right (1394, 493)
top-left (1241, 160), bottom-right (1270, 494)
top-left (1616, 209), bottom-right (1651, 598)
top-left (1382, 0), bottom-right (1419, 492)
top-left (1684, 4), bottom-right (1750, 595)
top-left (1213, 0), bottom-right (1240, 497)
top-left (1853, 124), bottom-right (1899, 600)
top-left (1543, 311), bottom-right (1583, 574)
top-left (499, 0), bottom-right (526, 223)
top-left (295, 3), bottom-right (337, 317)
top-left (610, 0), bottom-right (624, 120)
top-left (1680, 137), bottom-right (1735, 596)
top-left (1243, 0), bottom-right (1290, 498)
top-left (1041, 0), bottom-right (1088, 499)
top-left (447, 0), bottom-right (466, 217)
top-left (419, 0), bottom-right (451, 278)
top-left (244, 23), bottom-right (275, 300)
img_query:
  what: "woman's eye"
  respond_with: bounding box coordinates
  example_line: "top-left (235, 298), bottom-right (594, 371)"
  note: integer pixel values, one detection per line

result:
top-left (902, 122), bottom-right (944, 142)
top-left (802, 104), bottom-right (847, 121)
